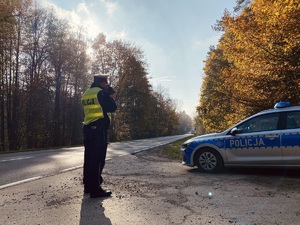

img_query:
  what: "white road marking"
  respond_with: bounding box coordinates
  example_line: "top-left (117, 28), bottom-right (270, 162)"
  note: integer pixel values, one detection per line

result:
top-left (0, 176), bottom-right (43, 190)
top-left (1, 157), bottom-right (117, 190)
top-left (60, 165), bottom-right (82, 172)
top-left (0, 157), bottom-right (32, 163)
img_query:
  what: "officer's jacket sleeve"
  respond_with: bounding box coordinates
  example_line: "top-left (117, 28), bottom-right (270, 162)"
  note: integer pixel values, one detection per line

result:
top-left (97, 91), bottom-right (117, 113)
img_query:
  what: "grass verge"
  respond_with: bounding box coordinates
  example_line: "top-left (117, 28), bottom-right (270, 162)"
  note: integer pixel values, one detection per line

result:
top-left (160, 135), bottom-right (194, 159)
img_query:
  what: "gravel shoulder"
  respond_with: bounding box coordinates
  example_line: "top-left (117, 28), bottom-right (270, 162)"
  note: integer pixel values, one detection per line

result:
top-left (1, 146), bottom-right (300, 225)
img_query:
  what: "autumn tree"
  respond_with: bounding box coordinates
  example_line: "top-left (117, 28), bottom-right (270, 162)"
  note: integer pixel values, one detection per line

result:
top-left (91, 34), bottom-right (179, 140)
top-left (197, 0), bottom-right (300, 133)
top-left (46, 13), bottom-right (73, 147)
top-left (22, 3), bottom-right (52, 149)
top-left (0, 2), bottom-right (182, 151)
top-left (0, 0), bottom-right (19, 150)
top-left (193, 114), bottom-right (205, 135)
top-left (151, 86), bottom-right (179, 136)
top-left (116, 54), bottom-right (154, 139)
top-left (178, 111), bottom-right (193, 134)
top-left (62, 31), bottom-right (89, 145)
top-left (220, 0), bottom-right (300, 109)
top-left (198, 46), bottom-right (230, 133)
top-left (0, 0), bottom-right (34, 151)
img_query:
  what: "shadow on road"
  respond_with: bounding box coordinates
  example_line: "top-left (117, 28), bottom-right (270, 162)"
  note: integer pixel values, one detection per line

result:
top-left (187, 167), bottom-right (300, 179)
top-left (224, 167), bottom-right (300, 178)
top-left (79, 194), bottom-right (112, 225)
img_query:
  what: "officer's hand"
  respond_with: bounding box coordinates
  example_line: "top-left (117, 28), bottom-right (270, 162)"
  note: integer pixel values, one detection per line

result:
top-left (106, 85), bottom-right (116, 95)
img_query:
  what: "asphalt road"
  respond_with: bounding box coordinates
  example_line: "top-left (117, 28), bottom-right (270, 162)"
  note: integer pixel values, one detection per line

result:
top-left (0, 134), bottom-right (191, 189)
top-left (1, 139), bottom-right (300, 225)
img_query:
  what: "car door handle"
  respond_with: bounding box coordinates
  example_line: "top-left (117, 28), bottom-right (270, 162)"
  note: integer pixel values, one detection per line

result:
top-left (265, 134), bottom-right (278, 139)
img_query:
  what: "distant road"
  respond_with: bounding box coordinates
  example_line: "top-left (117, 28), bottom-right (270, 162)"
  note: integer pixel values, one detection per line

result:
top-left (0, 134), bottom-right (192, 189)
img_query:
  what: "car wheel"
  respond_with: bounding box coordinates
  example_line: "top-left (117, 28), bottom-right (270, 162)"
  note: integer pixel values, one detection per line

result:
top-left (195, 148), bottom-right (223, 173)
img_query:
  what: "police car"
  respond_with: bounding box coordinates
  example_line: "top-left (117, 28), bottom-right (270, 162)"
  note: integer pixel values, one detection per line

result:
top-left (181, 102), bottom-right (300, 173)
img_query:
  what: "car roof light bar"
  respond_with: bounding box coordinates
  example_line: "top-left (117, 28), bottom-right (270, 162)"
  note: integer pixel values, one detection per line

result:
top-left (274, 102), bottom-right (291, 109)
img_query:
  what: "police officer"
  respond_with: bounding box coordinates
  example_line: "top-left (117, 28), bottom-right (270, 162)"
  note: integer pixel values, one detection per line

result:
top-left (81, 74), bottom-right (117, 198)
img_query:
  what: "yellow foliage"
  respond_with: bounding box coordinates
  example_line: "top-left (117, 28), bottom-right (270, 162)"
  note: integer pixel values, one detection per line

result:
top-left (197, 0), bottom-right (300, 133)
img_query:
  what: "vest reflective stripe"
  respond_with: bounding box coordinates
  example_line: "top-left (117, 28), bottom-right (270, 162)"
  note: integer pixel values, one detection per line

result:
top-left (108, 112), bottom-right (112, 121)
top-left (81, 87), bottom-right (104, 125)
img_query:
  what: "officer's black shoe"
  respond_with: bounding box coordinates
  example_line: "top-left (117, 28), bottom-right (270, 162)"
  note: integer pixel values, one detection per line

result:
top-left (90, 188), bottom-right (112, 198)
top-left (84, 186), bottom-right (91, 194)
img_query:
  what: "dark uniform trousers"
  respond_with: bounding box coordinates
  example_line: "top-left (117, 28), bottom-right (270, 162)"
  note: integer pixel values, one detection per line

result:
top-left (83, 124), bottom-right (108, 192)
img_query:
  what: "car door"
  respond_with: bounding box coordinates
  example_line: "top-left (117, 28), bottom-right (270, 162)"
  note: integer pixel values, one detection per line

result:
top-left (225, 112), bottom-right (282, 165)
top-left (281, 110), bottom-right (300, 165)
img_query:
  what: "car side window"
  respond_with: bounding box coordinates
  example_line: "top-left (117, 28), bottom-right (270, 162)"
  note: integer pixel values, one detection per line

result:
top-left (237, 113), bottom-right (279, 134)
top-left (286, 111), bottom-right (300, 129)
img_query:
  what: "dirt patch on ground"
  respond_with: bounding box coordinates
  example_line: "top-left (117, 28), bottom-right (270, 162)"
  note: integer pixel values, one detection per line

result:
top-left (103, 147), bottom-right (300, 225)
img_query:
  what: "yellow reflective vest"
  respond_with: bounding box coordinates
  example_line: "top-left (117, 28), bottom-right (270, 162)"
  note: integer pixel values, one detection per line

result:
top-left (81, 87), bottom-right (104, 125)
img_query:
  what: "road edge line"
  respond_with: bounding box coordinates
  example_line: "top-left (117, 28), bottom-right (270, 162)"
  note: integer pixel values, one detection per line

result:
top-left (0, 176), bottom-right (43, 190)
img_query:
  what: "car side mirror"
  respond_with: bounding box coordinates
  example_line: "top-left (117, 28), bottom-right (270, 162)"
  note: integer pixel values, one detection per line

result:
top-left (230, 127), bottom-right (238, 135)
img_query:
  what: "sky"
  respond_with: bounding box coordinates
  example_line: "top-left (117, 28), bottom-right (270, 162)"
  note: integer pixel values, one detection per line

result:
top-left (42, 0), bottom-right (237, 117)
